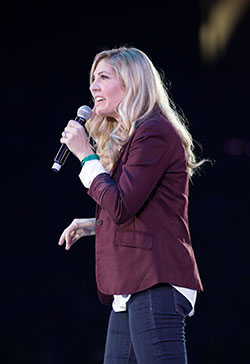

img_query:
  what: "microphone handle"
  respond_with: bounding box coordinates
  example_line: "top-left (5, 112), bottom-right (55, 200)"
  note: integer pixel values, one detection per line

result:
top-left (52, 116), bottom-right (87, 172)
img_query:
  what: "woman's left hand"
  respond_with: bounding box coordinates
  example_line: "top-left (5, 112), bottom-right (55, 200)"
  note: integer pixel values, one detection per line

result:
top-left (60, 120), bottom-right (93, 161)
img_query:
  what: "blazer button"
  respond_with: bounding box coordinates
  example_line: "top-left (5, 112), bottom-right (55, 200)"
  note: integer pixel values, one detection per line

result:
top-left (96, 219), bottom-right (103, 226)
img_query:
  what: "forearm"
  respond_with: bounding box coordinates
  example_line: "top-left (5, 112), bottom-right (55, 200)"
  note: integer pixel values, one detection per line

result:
top-left (79, 160), bottom-right (108, 188)
top-left (58, 217), bottom-right (96, 251)
top-left (87, 218), bottom-right (96, 235)
top-left (79, 218), bottom-right (96, 236)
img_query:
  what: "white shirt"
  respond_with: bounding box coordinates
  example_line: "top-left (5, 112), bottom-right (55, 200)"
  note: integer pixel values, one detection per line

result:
top-left (113, 286), bottom-right (196, 317)
top-left (79, 160), bottom-right (197, 317)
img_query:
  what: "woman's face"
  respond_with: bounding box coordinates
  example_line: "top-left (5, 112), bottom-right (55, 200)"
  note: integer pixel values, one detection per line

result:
top-left (90, 59), bottom-right (125, 120)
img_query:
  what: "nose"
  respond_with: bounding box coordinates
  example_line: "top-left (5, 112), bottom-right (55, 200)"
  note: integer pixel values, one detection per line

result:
top-left (90, 79), bottom-right (101, 93)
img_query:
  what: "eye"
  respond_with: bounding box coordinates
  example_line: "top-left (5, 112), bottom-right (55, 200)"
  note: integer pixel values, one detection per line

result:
top-left (101, 74), bottom-right (109, 80)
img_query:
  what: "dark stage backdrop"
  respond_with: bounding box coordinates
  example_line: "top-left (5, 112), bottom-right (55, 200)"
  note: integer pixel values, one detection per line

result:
top-left (3, 2), bottom-right (249, 363)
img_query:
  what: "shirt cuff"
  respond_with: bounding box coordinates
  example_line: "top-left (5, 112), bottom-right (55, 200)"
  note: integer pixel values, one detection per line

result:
top-left (79, 159), bottom-right (108, 188)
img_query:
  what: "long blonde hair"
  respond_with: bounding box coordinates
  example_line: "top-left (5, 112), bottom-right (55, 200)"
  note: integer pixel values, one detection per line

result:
top-left (86, 47), bottom-right (204, 177)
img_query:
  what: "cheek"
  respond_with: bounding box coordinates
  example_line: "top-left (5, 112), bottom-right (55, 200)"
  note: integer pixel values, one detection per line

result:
top-left (104, 82), bottom-right (125, 108)
top-left (113, 88), bottom-right (125, 105)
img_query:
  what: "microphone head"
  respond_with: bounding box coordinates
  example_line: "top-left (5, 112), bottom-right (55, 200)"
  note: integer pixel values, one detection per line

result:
top-left (77, 105), bottom-right (92, 120)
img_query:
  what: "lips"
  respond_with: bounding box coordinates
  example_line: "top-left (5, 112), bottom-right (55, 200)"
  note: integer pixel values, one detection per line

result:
top-left (95, 96), bottom-right (105, 104)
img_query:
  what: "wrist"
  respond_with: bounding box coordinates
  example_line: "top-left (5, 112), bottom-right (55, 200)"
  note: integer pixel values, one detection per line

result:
top-left (80, 154), bottom-right (100, 167)
top-left (77, 148), bottom-right (93, 162)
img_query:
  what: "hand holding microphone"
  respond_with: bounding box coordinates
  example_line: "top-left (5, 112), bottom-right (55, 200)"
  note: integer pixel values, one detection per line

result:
top-left (52, 105), bottom-right (93, 172)
top-left (60, 119), bottom-right (93, 161)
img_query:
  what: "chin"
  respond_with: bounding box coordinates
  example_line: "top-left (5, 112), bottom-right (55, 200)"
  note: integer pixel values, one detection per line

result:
top-left (95, 107), bottom-right (107, 116)
top-left (96, 109), bottom-right (115, 119)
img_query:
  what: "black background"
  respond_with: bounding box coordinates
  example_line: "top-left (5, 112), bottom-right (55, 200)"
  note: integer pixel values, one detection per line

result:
top-left (4, 2), bottom-right (250, 363)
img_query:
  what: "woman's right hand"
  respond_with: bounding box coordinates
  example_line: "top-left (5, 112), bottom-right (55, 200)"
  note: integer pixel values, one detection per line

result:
top-left (58, 218), bottom-right (96, 251)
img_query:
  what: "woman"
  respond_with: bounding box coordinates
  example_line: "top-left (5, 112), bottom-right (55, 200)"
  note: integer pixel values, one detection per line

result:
top-left (58, 47), bottom-right (205, 363)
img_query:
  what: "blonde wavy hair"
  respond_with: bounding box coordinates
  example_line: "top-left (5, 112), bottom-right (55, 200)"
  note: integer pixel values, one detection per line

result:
top-left (86, 47), bottom-right (204, 177)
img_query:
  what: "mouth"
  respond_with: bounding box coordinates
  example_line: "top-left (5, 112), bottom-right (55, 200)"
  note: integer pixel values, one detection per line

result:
top-left (95, 96), bottom-right (105, 105)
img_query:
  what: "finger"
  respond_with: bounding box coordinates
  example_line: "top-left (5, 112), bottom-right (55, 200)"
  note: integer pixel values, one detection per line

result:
top-left (68, 120), bottom-right (80, 128)
top-left (65, 228), bottom-right (72, 245)
top-left (60, 136), bottom-right (68, 144)
top-left (69, 233), bottom-right (80, 247)
top-left (65, 229), bottom-right (75, 250)
top-left (74, 233), bottom-right (80, 240)
top-left (64, 125), bottom-right (77, 133)
top-left (58, 230), bottom-right (66, 246)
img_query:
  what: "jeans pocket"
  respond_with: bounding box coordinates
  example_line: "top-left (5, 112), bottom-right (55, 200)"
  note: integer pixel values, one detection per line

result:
top-left (172, 288), bottom-right (192, 317)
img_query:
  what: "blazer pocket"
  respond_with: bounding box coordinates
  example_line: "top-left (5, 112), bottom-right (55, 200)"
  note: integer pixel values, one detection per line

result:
top-left (114, 229), bottom-right (153, 250)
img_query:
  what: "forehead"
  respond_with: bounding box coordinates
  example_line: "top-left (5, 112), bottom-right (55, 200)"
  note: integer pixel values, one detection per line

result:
top-left (94, 59), bottom-right (115, 75)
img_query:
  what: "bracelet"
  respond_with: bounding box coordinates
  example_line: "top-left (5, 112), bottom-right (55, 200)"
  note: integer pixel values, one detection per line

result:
top-left (80, 154), bottom-right (100, 166)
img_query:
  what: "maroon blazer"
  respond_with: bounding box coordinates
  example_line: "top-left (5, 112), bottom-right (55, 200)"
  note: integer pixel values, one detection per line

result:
top-left (88, 106), bottom-right (203, 305)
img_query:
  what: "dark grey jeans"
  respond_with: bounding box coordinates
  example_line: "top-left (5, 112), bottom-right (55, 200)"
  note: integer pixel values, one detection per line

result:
top-left (104, 284), bottom-right (192, 363)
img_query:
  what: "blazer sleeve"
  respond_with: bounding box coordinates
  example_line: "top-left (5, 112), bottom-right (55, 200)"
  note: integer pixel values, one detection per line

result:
top-left (87, 119), bottom-right (175, 224)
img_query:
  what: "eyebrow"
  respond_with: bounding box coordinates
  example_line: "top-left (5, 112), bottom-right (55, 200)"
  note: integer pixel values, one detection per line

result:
top-left (92, 70), bottom-right (112, 81)
top-left (93, 70), bottom-right (112, 77)
top-left (97, 71), bottom-right (112, 75)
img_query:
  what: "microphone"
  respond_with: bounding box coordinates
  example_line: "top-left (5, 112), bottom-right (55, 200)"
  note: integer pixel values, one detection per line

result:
top-left (52, 105), bottom-right (92, 172)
